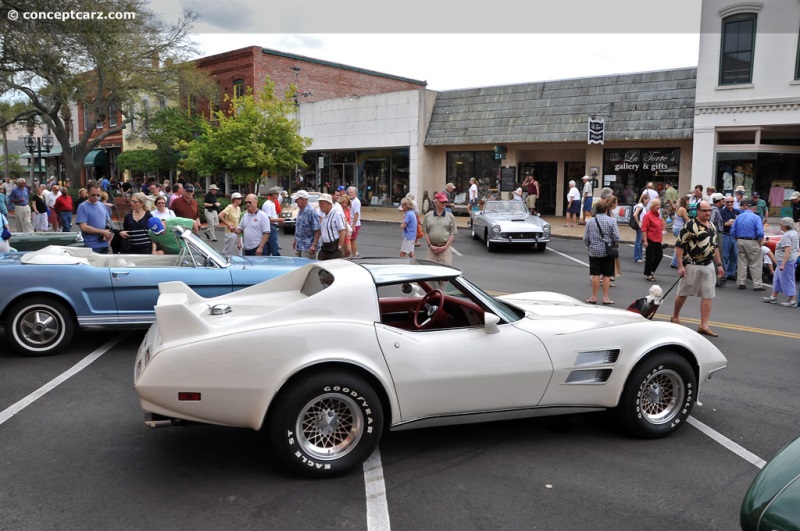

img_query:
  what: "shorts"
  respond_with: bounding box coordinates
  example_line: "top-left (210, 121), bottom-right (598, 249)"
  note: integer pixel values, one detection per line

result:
top-left (526, 195), bottom-right (537, 209)
top-left (677, 263), bottom-right (716, 299)
top-left (589, 256), bottom-right (615, 277)
top-left (567, 201), bottom-right (581, 215)
top-left (400, 238), bottom-right (415, 254)
top-left (351, 225), bottom-right (361, 240)
top-left (583, 197), bottom-right (593, 212)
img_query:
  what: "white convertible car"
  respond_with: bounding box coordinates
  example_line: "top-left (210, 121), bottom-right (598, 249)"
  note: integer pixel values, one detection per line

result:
top-left (134, 259), bottom-right (727, 477)
top-left (471, 200), bottom-right (551, 252)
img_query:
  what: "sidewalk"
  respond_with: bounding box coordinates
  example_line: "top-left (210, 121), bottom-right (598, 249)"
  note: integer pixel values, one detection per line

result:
top-left (360, 206), bottom-right (642, 244)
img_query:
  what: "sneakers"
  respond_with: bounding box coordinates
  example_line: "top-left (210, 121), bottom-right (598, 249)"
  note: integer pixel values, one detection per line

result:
top-left (355, 252), bottom-right (362, 258)
top-left (635, 259), bottom-right (644, 263)
top-left (780, 300), bottom-right (797, 307)
top-left (762, 296), bottom-right (777, 304)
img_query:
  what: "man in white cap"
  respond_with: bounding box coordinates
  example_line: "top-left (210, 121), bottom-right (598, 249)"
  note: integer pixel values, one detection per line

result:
top-left (580, 175), bottom-right (593, 224)
top-left (422, 192), bottom-right (457, 265)
top-left (202, 184), bottom-right (221, 241)
top-left (317, 193), bottom-right (346, 260)
top-left (218, 192), bottom-right (243, 258)
top-left (292, 190), bottom-right (320, 258)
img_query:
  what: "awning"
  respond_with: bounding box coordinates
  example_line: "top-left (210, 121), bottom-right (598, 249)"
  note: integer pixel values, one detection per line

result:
top-left (84, 149), bottom-right (108, 167)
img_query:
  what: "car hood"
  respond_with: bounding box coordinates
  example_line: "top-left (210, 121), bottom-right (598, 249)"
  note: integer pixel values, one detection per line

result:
top-left (499, 291), bottom-right (650, 332)
top-left (740, 435), bottom-right (800, 531)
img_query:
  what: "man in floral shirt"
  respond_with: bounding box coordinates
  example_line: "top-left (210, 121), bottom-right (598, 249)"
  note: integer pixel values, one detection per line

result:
top-left (292, 190), bottom-right (320, 258)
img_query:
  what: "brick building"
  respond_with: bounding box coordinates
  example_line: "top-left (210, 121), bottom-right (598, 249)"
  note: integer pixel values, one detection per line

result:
top-left (195, 46), bottom-right (426, 112)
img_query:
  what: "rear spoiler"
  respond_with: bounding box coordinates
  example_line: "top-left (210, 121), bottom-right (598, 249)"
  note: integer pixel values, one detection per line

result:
top-left (155, 281), bottom-right (211, 344)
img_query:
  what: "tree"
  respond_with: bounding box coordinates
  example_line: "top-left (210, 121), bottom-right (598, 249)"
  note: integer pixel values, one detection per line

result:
top-left (114, 148), bottom-right (158, 176)
top-left (130, 106), bottom-right (205, 177)
top-left (182, 80), bottom-right (310, 187)
top-left (0, 0), bottom-right (214, 185)
top-left (0, 100), bottom-right (32, 183)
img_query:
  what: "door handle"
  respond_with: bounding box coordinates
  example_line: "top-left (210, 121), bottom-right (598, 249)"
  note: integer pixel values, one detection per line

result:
top-left (112, 272), bottom-right (130, 280)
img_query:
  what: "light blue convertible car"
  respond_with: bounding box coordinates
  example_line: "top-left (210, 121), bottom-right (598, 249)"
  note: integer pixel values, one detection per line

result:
top-left (0, 228), bottom-right (308, 356)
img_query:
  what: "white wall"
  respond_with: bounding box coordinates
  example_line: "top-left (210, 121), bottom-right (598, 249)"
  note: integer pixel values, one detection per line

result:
top-left (692, 0), bottom-right (800, 186)
top-left (296, 89), bottom-right (433, 201)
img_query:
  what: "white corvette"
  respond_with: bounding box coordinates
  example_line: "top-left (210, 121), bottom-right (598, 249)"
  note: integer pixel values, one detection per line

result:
top-left (134, 259), bottom-right (727, 477)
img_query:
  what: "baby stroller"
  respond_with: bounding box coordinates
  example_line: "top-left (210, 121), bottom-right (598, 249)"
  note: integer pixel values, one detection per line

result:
top-left (626, 277), bottom-right (681, 320)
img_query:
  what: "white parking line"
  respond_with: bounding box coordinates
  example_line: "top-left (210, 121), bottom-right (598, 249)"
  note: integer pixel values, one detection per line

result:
top-left (364, 449), bottom-right (391, 531)
top-left (546, 245), bottom-right (590, 267)
top-left (687, 416), bottom-right (766, 469)
top-left (0, 335), bottom-right (126, 427)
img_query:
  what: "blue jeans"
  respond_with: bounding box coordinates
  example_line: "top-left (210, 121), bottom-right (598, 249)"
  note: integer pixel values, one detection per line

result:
top-left (262, 224), bottom-right (280, 256)
top-left (633, 228), bottom-right (643, 262)
top-left (59, 212), bottom-right (72, 232)
top-left (670, 227), bottom-right (680, 266)
top-left (721, 234), bottom-right (738, 278)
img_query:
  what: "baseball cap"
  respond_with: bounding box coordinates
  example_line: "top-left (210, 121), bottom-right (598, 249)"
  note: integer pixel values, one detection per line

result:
top-left (434, 192), bottom-right (448, 203)
top-left (745, 199), bottom-right (758, 207)
top-left (230, 192), bottom-right (243, 200)
top-left (710, 193), bottom-right (725, 202)
top-left (291, 190), bottom-right (310, 200)
top-left (581, 175), bottom-right (589, 180)
top-left (184, 184), bottom-right (194, 192)
top-left (318, 193), bottom-right (333, 204)
top-left (267, 186), bottom-right (281, 195)
top-left (147, 217), bottom-right (165, 235)
top-left (752, 191), bottom-right (759, 197)
top-left (336, 185), bottom-right (346, 192)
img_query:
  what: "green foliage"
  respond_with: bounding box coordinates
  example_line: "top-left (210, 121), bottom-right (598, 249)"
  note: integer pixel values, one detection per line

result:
top-left (182, 80), bottom-right (310, 186)
top-left (0, 159), bottom-right (26, 179)
top-left (0, 0), bottom-right (215, 185)
top-left (131, 107), bottom-right (205, 173)
top-left (115, 148), bottom-right (159, 174)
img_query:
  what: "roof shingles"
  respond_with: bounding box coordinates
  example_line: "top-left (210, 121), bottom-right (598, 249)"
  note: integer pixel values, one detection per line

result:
top-left (425, 68), bottom-right (697, 146)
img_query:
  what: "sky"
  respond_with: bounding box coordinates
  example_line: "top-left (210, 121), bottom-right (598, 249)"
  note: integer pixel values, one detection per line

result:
top-left (149, 0), bottom-right (704, 91)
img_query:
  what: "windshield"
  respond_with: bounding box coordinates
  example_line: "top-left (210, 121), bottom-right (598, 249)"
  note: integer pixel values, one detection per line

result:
top-left (179, 229), bottom-right (228, 268)
top-left (483, 201), bottom-right (527, 215)
top-left (453, 276), bottom-right (524, 323)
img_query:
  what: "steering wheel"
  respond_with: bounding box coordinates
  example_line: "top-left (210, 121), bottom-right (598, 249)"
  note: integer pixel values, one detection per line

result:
top-left (413, 289), bottom-right (445, 329)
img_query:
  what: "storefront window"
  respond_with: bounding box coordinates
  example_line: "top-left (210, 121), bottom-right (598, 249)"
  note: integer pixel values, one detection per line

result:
top-left (300, 148), bottom-right (410, 207)
top-left (446, 151), bottom-right (498, 197)
top-left (603, 149), bottom-right (680, 204)
top-left (716, 153), bottom-right (800, 201)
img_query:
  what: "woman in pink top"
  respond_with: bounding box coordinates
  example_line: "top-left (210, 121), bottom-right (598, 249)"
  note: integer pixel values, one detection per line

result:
top-left (641, 199), bottom-right (664, 281)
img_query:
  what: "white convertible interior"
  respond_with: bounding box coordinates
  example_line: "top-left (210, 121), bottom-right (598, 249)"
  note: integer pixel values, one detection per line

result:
top-left (20, 245), bottom-right (186, 268)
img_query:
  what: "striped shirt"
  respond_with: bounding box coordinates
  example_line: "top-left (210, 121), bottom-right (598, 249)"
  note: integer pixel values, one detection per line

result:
top-left (320, 209), bottom-right (345, 243)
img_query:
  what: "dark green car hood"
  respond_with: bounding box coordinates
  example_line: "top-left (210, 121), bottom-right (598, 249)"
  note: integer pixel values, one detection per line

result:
top-left (741, 435), bottom-right (800, 531)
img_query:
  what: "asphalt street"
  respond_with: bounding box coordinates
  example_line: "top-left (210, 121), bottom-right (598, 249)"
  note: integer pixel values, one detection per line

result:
top-left (1, 221), bottom-right (797, 530)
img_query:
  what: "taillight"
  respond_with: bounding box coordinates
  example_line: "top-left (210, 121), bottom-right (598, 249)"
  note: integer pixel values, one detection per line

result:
top-left (178, 392), bottom-right (201, 401)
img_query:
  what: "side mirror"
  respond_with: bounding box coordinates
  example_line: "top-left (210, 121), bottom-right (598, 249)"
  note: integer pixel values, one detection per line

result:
top-left (484, 313), bottom-right (501, 332)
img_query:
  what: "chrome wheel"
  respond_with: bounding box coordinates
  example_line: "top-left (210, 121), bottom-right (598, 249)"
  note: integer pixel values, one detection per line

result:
top-left (8, 297), bottom-right (73, 356)
top-left (638, 369), bottom-right (685, 424)
top-left (295, 393), bottom-right (364, 461)
top-left (21, 309), bottom-right (61, 346)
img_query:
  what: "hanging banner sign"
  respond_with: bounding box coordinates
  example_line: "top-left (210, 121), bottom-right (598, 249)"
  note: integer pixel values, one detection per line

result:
top-left (588, 118), bottom-right (605, 145)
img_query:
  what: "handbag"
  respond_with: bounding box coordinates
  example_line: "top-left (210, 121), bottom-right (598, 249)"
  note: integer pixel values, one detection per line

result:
top-left (415, 220), bottom-right (424, 240)
top-left (628, 206), bottom-right (640, 230)
top-left (1, 226), bottom-right (11, 241)
top-left (595, 218), bottom-right (619, 258)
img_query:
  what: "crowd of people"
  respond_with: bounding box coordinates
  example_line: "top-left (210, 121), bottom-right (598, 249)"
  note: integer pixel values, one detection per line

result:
top-left (582, 182), bottom-right (800, 338)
